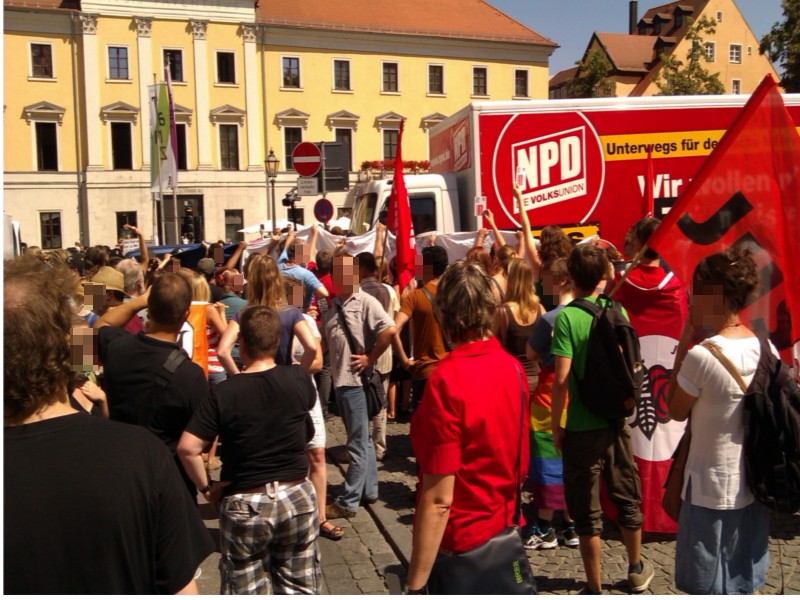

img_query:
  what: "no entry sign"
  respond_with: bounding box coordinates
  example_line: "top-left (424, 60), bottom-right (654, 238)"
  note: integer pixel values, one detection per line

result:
top-left (291, 142), bottom-right (322, 177)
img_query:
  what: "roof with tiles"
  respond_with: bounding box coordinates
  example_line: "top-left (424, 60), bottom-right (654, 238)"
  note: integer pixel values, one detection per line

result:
top-left (4, 0), bottom-right (80, 8)
top-left (640, 0), bottom-right (708, 32)
top-left (549, 66), bottom-right (578, 88)
top-left (256, 0), bottom-right (557, 46)
top-left (593, 32), bottom-right (657, 73)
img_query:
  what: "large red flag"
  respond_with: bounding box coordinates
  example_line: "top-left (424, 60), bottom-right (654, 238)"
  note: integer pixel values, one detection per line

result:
top-left (387, 120), bottom-right (415, 291)
top-left (647, 75), bottom-right (800, 361)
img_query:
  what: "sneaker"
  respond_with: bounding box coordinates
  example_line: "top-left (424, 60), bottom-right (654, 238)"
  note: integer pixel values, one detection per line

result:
top-left (627, 559), bottom-right (654, 593)
top-left (559, 526), bottom-right (580, 548)
top-left (524, 526), bottom-right (558, 549)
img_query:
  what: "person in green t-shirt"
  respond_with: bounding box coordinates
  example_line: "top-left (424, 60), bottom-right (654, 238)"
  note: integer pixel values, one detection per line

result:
top-left (550, 244), bottom-right (653, 595)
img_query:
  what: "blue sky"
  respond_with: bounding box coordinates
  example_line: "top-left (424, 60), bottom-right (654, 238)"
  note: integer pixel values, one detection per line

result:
top-left (486, 0), bottom-right (784, 76)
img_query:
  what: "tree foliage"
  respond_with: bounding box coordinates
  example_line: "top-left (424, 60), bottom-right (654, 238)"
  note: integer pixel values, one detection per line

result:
top-left (760, 0), bottom-right (800, 93)
top-left (654, 15), bottom-right (725, 96)
top-left (567, 48), bottom-right (616, 98)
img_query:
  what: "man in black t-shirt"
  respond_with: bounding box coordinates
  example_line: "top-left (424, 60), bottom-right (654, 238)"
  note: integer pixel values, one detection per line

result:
top-left (95, 273), bottom-right (211, 498)
top-left (4, 260), bottom-right (214, 594)
top-left (178, 305), bottom-right (320, 594)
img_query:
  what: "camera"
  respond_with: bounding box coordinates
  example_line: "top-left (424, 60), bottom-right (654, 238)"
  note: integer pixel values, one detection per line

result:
top-left (282, 187), bottom-right (299, 207)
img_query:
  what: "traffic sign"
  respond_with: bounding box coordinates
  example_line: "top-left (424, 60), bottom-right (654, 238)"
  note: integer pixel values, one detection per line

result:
top-left (291, 142), bottom-right (322, 177)
top-left (314, 198), bottom-right (334, 224)
top-left (296, 177), bottom-right (319, 196)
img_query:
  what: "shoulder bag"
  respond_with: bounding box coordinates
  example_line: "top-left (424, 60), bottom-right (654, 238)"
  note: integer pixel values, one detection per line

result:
top-left (426, 367), bottom-right (536, 595)
top-left (334, 301), bottom-right (386, 419)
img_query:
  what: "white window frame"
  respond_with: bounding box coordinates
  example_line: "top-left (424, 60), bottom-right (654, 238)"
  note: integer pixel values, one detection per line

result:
top-left (214, 50), bottom-right (237, 86)
top-left (716, 10), bottom-right (723, 22)
top-left (281, 55), bottom-right (302, 91)
top-left (472, 65), bottom-right (489, 98)
top-left (427, 63), bottom-right (445, 96)
top-left (704, 41), bottom-right (716, 63)
top-left (381, 61), bottom-right (400, 94)
top-left (729, 44), bottom-right (742, 64)
top-left (731, 79), bottom-right (741, 95)
top-left (282, 126), bottom-right (303, 170)
top-left (31, 119), bottom-right (61, 172)
top-left (381, 127), bottom-right (400, 161)
top-left (28, 41), bottom-right (56, 81)
top-left (332, 58), bottom-right (352, 93)
top-left (162, 47), bottom-right (186, 84)
top-left (107, 120), bottom-right (135, 171)
top-left (106, 44), bottom-right (132, 82)
top-left (513, 68), bottom-right (530, 99)
top-left (217, 123), bottom-right (241, 171)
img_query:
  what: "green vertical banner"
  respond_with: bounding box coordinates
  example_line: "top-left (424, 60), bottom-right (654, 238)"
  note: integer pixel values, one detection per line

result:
top-left (149, 82), bottom-right (177, 193)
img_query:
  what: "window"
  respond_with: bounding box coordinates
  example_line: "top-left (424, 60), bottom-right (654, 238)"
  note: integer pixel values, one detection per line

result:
top-left (219, 124), bottom-right (239, 170)
top-left (216, 51), bottom-right (235, 84)
top-left (731, 79), bottom-right (741, 95)
top-left (382, 62), bottom-right (398, 92)
top-left (674, 13), bottom-right (684, 28)
top-left (716, 11), bottom-right (723, 22)
top-left (40, 211), bottom-right (62, 249)
top-left (108, 47), bottom-right (129, 79)
top-left (653, 20), bottom-right (662, 35)
top-left (31, 43), bottom-right (53, 78)
top-left (110, 122), bottom-right (133, 170)
top-left (282, 57), bottom-right (300, 88)
top-left (335, 128), bottom-right (352, 171)
top-left (748, 46), bottom-right (753, 56)
top-left (705, 42), bottom-right (716, 62)
top-left (515, 69), bottom-right (529, 97)
top-left (473, 67), bottom-right (487, 96)
top-left (333, 59), bottom-right (351, 91)
top-left (428, 65), bottom-right (444, 94)
top-left (383, 129), bottom-right (398, 161)
top-left (35, 122), bottom-right (58, 171)
top-left (284, 127), bottom-right (302, 170)
top-left (729, 44), bottom-right (742, 64)
top-left (116, 211), bottom-right (137, 241)
top-left (175, 124), bottom-right (188, 170)
top-left (224, 209), bottom-right (244, 242)
top-left (164, 49), bottom-right (184, 82)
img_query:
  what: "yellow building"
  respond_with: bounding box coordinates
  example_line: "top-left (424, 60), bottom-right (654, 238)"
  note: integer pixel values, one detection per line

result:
top-left (4, 0), bottom-right (555, 247)
top-left (549, 0), bottom-right (779, 99)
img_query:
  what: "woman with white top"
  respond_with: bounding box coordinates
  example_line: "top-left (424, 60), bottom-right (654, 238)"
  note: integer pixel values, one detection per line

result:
top-left (667, 246), bottom-right (771, 594)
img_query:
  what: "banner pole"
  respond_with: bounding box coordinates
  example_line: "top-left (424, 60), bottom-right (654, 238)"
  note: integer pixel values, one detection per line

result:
top-left (607, 243), bottom-right (649, 299)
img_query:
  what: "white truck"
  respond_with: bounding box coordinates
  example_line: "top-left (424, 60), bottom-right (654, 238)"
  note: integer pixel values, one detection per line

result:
top-left (349, 94), bottom-right (800, 248)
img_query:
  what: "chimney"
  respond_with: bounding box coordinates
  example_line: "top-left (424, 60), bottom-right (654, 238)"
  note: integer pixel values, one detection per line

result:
top-left (629, 1), bottom-right (638, 34)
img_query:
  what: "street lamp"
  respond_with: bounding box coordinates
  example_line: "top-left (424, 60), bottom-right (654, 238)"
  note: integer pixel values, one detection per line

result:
top-left (265, 148), bottom-right (280, 233)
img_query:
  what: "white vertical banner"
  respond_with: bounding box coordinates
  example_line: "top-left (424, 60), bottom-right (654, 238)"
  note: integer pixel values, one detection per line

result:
top-left (149, 82), bottom-right (177, 193)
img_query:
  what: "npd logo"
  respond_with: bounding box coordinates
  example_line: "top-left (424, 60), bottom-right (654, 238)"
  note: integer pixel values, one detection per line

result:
top-left (512, 127), bottom-right (586, 211)
top-left (491, 112), bottom-right (604, 228)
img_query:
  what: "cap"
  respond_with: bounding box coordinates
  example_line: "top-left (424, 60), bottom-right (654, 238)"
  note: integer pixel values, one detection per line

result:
top-left (196, 257), bottom-right (215, 277)
top-left (66, 254), bottom-right (85, 276)
top-left (90, 266), bottom-right (127, 296)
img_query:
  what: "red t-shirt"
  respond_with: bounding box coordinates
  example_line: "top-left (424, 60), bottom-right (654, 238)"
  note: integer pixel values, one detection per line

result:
top-left (410, 337), bottom-right (529, 554)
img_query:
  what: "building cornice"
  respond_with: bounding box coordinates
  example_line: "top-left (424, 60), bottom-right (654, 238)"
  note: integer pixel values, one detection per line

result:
top-left (79, 1), bottom-right (254, 24)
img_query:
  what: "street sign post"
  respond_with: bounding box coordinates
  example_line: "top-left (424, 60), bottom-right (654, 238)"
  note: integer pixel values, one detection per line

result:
top-left (313, 198), bottom-right (334, 224)
top-left (291, 142), bottom-right (322, 177)
top-left (296, 177), bottom-right (319, 196)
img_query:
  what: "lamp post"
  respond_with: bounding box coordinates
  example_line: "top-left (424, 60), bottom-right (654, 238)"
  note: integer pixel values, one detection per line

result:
top-left (265, 148), bottom-right (279, 233)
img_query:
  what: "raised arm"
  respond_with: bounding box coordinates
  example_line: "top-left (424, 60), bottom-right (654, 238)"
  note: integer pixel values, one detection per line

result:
top-left (514, 185), bottom-right (541, 279)
top-left (482, 208), bottom-right (505, 248)
top-left (474, 227), bottom-right (489, 249)
top-left (94, 288), bottom-right (150, 329)
top-left (308, 225), bottom-right (319, 266)
top-left (222, 241), bottom-right (247, 271)
top-left (123, 224), bottom-right (149, 266)
top-left (374, 222), bottom-right (386, 258)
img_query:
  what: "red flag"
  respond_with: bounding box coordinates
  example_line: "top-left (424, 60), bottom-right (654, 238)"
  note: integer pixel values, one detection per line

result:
top-left (387, 120), bottom-right (416, 291)
top-left (647, 75), bottom-right (800, 359)
top-left (643, 146), bottom-right (654, 218)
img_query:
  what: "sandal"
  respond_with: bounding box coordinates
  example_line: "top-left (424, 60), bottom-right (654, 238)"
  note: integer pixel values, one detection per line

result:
top-left (320, 520), bottom-right (344, 541)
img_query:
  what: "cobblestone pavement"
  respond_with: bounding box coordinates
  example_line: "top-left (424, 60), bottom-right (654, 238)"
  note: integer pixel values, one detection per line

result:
top-left (196, 413), bottom-right (800, 595)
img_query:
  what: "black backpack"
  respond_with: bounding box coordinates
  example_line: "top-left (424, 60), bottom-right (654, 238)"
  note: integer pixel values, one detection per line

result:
top-left (742, 337), bottom-right (800, 514)
top-left (569, 295), bottom-right (644, 420)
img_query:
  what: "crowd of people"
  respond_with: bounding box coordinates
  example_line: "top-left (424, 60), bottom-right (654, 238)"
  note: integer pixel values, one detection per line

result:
top-left (5, 191), bottom-right (777, 594)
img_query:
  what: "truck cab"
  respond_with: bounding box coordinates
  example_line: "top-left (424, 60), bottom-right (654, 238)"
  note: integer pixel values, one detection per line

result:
top-left (348, 173), bottom-right (459, 236)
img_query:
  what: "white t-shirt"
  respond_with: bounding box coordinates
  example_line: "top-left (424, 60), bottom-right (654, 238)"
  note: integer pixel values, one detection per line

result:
top-left (677, 335), bottom-right (775, 510)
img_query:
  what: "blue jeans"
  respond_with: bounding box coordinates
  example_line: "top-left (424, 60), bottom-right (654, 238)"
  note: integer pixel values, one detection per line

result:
top-left (334, 386), bottom-right (378, 511)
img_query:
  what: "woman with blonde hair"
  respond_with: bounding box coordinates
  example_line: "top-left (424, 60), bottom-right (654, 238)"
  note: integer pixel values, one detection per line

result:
top-left (217, 253), bottom-right (320, 375)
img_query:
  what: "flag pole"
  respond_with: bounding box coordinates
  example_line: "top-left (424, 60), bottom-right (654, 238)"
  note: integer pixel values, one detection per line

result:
top-left (607, 243), bottom-right (650, 299)
top-left (152, 73), bottom-right (166, 245)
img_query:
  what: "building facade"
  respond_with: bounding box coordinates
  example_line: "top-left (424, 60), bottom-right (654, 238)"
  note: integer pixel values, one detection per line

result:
top-left (549, 0), bottom-right (779, 99)
top-left (4, 0), bottom-right (555, 248)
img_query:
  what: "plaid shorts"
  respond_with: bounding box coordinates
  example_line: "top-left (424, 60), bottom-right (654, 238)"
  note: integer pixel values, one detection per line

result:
top-left (219, 479), bottom-right (321, 595)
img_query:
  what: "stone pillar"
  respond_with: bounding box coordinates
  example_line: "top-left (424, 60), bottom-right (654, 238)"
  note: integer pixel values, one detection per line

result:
top-left (191, 20), bottom-right (213, 170)
top-left (135, 17), bottom-right (153, 171)
top-left (80, 14), bottom-right (103, 171)
top-left (242, 23), bottom-right (262, 171)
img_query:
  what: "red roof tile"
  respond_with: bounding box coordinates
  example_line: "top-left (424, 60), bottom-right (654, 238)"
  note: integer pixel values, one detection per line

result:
top-left (594, 32), bottom-right (655, 73)
top-left (549, 66), bottom-right (578, 88)
top-left (640, 0), bottom-right (708, 30)
top-left (256, 0), bottom-right (556, 46)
